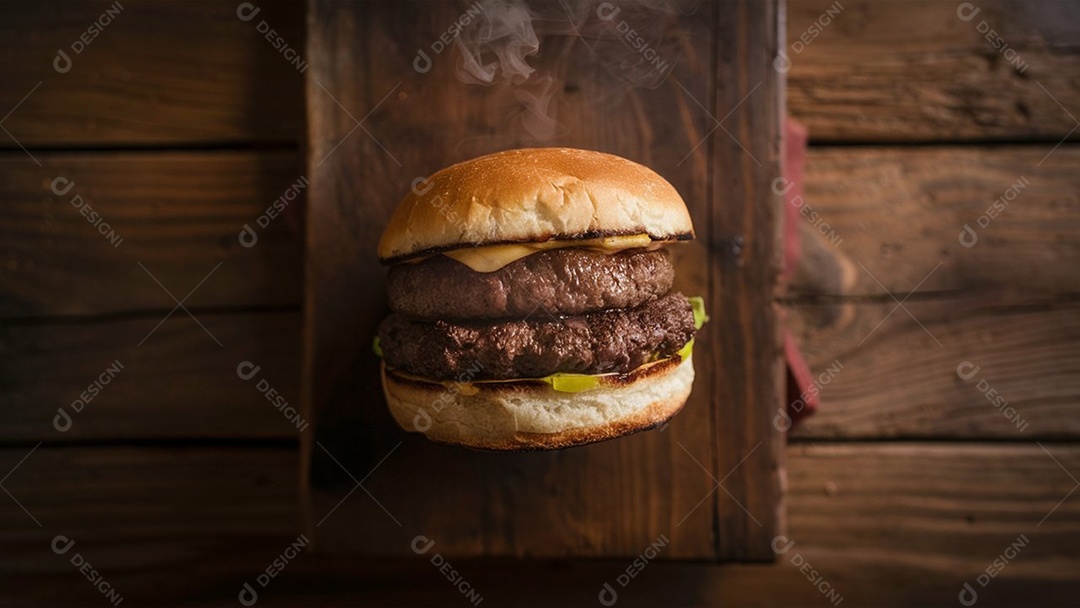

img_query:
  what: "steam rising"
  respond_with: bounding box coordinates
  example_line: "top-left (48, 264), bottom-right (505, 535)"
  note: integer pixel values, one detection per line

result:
top-left (512, 75), bottom-right (560, 141)
top-left (455, 0), bottom-right (540, 84)
top-left (450, 0), bottom-right (687, 142)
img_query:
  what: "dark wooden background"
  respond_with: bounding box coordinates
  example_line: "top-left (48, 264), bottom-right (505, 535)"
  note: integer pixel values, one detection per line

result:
top-left (1, 0), bottom-right (1079, 605)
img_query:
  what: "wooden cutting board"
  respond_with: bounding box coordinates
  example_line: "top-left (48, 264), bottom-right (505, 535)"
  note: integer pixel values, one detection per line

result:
top-left (301, 0), bottom-right (783, 561)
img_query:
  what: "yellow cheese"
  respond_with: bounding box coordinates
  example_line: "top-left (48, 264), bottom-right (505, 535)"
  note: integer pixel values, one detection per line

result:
top-left (442, 233), bottom-right (656, 273)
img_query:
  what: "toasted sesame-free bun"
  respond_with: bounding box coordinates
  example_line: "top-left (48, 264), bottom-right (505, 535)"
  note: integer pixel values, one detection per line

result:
top-left (378, 148), bottom-right (695, 263)
top-left (380, 355), bottom-right (694, 451)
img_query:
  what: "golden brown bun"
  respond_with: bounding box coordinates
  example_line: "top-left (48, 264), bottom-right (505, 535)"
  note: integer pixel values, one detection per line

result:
top-left (378, 148), bottom-right (695, 263)
top-left (380, 355), bottom-right (694, 451)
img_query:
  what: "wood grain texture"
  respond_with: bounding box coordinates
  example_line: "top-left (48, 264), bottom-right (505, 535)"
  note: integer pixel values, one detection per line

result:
top-left (0, 152), bottom-right (303, 317)
top-left (788, 146), bottom-right (1080, 297)
top-left (786, 0), bottom-right (1080, 141)
top-left (0, 312), bottom-right (302, 441)
top-left (709, 0), bottom-right (785, 561)
top-left (783, 145), bottom-right (1080, 439)
top-left (2, 443), bottom-right (1077, 606)
top-left (787, 296), bottom-right (1080, 440)
top-left (0, 446), bottom-right (298, 606)
top-left (302, 0), bottom-right (781, 560)
top-left (0, 0), bottom-right (303, 146)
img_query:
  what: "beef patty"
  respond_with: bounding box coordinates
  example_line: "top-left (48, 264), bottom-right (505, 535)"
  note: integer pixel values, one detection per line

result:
top-left (378, 292), bottom-right (695, 380)
top-left (386, 248), bottom-right (674, 320)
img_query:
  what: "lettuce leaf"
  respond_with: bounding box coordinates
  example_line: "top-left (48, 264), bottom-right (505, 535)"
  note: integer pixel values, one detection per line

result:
top-left (689, 296), bottom-right (709, 330)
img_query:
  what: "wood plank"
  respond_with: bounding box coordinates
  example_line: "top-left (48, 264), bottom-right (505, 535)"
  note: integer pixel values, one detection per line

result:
top-left (783, 145), bottom-right (1080, 439)
top-left (787, 0), bottom-right (1080, 141)
top-left (1, 151), bottom-right (303, 317)
top-left (786, 297), bottom-right (1080, 439)
top-left (303, 0), bottom-right (782, 560)
top-left (775, 442), bottom-right (1080, 607)
top-left (789, 146), bottom-right (1080, 298)
top-left (0, 312), bottom-right (302, 441)
top-left (1, 443), bottom-right (1076, 606)
top-left (0, 446), bottom-right (298, 606)
top-left (710, 0), bottom-right (785, 561)
top-left (0, 0), bottom-right (303, 146)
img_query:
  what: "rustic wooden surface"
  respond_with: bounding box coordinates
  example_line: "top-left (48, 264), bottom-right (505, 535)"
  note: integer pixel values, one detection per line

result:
top-left (709, 0), bottom-right (785, 560)
top-left (1, 312), bottom-right (301, 441)
top-left (0, 152), bottom-right (302, 317)
top-left (1, 0), bottom-right (1079, 604)
top-left (788, 147), bottom-right (1080, 297)
top-left (0, 0), bottom-right (303, 146)
top-left (783, 145), bottom-right (1080, 441)
top-left (302, 0), bottom-right (782, 560)
top-left (1, 443), bottom-right (1076, 606)
top-left (787, 0), bottom-right (1080, 142)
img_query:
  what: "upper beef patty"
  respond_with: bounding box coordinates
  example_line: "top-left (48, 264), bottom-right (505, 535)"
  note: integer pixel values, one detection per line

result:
top-left (378, 292), bottom-right (695, 380)
top-left (386, 248), bottom-right (674, 320)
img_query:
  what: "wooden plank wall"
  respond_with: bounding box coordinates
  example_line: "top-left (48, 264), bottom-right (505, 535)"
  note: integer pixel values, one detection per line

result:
top-left (1, 0), bottom-right (1079, 605)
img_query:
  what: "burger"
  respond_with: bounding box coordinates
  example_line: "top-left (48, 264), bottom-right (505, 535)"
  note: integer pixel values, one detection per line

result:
top-left (375, 148), bottom-right (706, 451)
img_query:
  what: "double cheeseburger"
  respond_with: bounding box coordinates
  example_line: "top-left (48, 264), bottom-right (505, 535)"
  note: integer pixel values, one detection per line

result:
top-left (375, 148), bottom-right (705, 451)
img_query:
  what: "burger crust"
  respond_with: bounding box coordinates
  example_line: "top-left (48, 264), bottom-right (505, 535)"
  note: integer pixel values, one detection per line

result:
top-left (386, 248), bottom-right (675, 321)
top-left (378, 148), bottom-right (695, 263)
top-left (377, 292), bottom-right (696, 381)
top-left (380, 355), bottom-right (694, 451)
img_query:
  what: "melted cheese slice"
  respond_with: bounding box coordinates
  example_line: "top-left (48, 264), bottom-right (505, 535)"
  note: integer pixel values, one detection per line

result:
top-left (441, 234), bottom-right (657, 272)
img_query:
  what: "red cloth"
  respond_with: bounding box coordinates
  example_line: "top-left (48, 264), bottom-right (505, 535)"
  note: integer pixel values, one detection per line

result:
top-left (782, 119), bottom-right (818, 428)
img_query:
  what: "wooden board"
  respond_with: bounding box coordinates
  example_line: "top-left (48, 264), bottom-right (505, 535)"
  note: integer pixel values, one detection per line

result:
top-left (1, 443), bottom-right (1077, 606)
top-left (787, 296), bottom-right (1080, 440)
top-left (711, 0), bottom-right (785, 560)
top-left (0, 152), bottom-right (303, 317)
top-left (0, 447), bottom-right (298, 606)
top-left (781, 145), bottom-right (1080, 440)
top-left (302, 0), bottom-right (782, 560)
top-left (787, 0), bottom-right (1080, 141)
top-left (0, 312), bottom-right (301, 441)
top-left (789, 146), bottom-right (1080, 298)
top-left (0, 0), bottom-right (303, 146)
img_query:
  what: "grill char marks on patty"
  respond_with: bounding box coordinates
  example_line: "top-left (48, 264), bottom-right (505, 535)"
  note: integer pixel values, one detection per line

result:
top-left (377, 292), bottom-right (695, 381)
top-left (386, 248), bottom-right (674, 321)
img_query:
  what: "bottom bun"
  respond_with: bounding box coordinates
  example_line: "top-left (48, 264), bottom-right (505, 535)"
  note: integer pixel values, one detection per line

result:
top-left (380, 355), bottom-right (694, 451)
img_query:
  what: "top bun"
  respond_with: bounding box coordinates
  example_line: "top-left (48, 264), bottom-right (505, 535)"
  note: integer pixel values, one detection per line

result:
top-left (378, 148), bottom-right (695, 263)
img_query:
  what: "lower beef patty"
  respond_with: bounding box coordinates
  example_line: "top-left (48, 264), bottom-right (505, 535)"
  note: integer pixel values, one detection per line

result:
top-left (386, 248), bottom-right (674, 320)
top-left (378, 292), bottom-right (695, 381)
